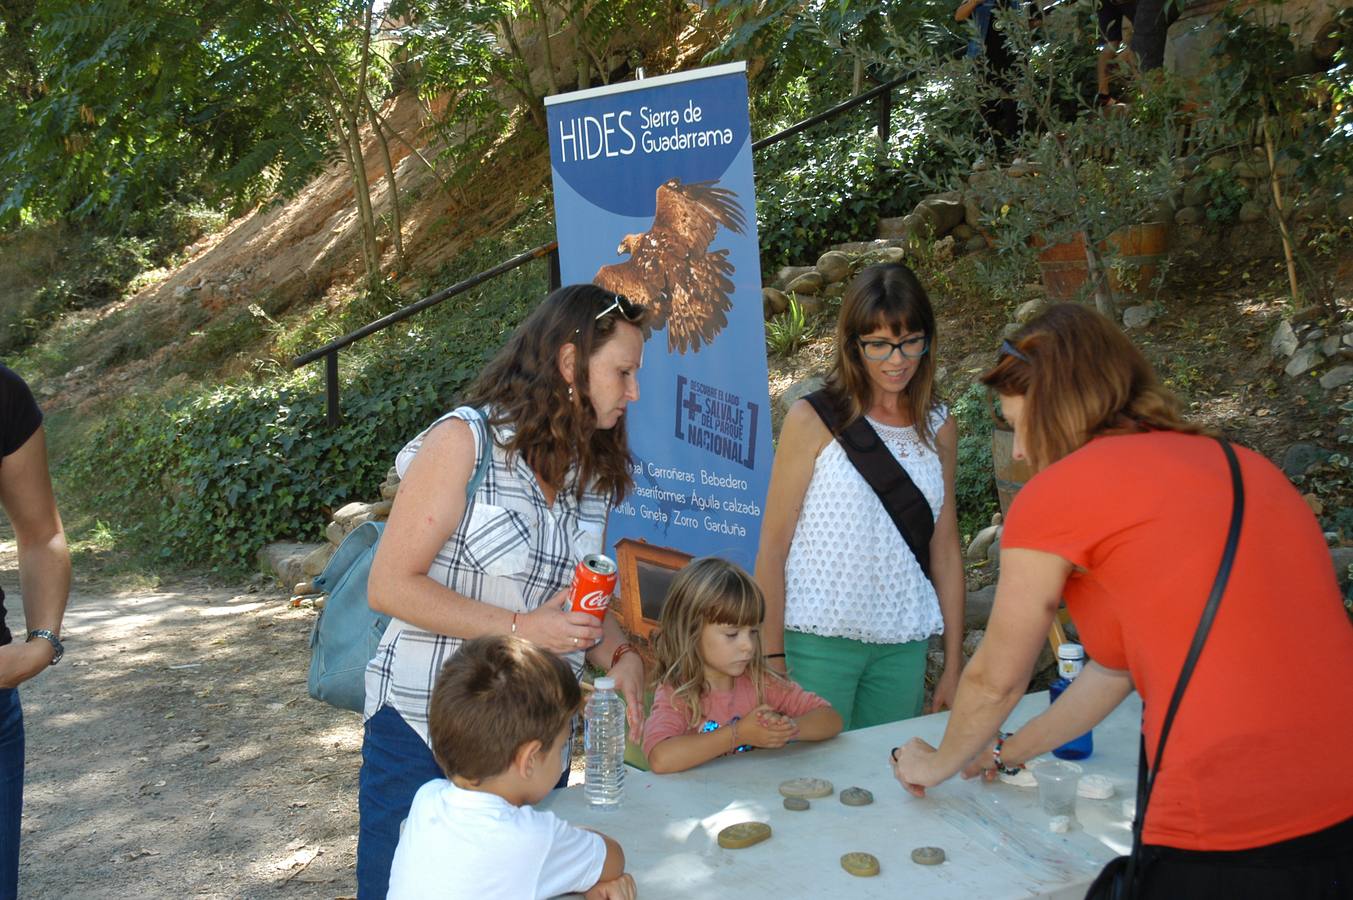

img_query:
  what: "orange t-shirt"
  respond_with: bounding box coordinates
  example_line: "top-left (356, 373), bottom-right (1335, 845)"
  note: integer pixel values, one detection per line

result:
top-left (1003, 431), bottom-right (1353, 851)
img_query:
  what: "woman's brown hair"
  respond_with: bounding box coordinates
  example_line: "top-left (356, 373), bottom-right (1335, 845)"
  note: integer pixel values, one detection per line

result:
top-left (821, 263), bottom-right (941, 449)
top-left (981, 302), bottom-right (1203, 471)
top-left (464, 284), bottom-right (648, 502)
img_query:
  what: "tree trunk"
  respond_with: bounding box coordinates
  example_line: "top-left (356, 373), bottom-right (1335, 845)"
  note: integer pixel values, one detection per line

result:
top-left (1082, 232), bottom-right (1117, 319)
top-left (1261, 110), bottom-right (1303, 310)
top-left (366, 97), bottom-right (405, 273)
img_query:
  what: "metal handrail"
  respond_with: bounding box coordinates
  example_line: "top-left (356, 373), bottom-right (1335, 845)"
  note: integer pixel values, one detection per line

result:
top-left (295, 73), bottom-right (907, 424)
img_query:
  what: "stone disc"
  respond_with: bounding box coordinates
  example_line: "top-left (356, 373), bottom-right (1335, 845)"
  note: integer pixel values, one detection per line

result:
top-left (840, 852), bottom-right (880, 877)
top-left (778, 777), bottom-right (834, 799)
top-left (839, 787), bottom-right (874, 806)
top-left (911, 846), bottom-right (946, 866)
top-left (717, 821), bottom-right (772, 850)
top-left (783, 796), bottom-right (810, 811)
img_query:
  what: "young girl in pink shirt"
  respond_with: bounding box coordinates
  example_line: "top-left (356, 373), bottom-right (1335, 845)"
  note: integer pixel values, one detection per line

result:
top-left (641, 557), bottom-right (843, 773)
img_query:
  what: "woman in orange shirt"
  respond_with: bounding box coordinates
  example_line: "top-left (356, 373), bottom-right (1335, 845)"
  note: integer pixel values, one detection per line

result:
top-left (891, 304), bottom-right (1353, 897)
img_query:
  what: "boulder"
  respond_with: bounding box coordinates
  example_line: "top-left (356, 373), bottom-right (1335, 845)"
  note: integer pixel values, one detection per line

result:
top-left (1319, 365), bottom-right (1353, 390)
top-left (1281, 442), bottom-right (1330, 478)
top-left (796, 293), bottom-right (825, 317)
top-left (1285, 345), bottom-right (1321, 377)
top-left (965, 524), bottom-right (1002, 561)
top-left (1175, 206), bottom-right (1204, 226)
top-left (302, 542), bottom-right (336, 577)
top-left (1001, 321), bottom-right (1022, 339)
top-left (815, 250), bottom-right (852, 284)
top-left (1330, 546), bottom-right (1353, 587)
top-left (877, 217), bottom-right (910, 240)
top-left (785, 271), bottom-right (824, 295)
top-left (1203, 153), bottom-right (1233, 173)
top-left (878, 246), bottom-right (908, 265)
top-left (775, 265), bottom-right (815, 289)
top-left (333, 500), bottom-right (393, 530)
top-left (1322, 335), bottom-right (1342, 357)
top-left (953, 223), bottom-right (976, 242)
top-left (1122, 305), bottom-right (1155, 329)
top-left (776, 375), bottom-right (826, 420)
top-left (1181, 177), bottom-right (1210, 208)
top-left (964, 194), bottom-right (983, 230)
top-left (258, 541), bottom-right (326, 590)
top-left (915, 196), bottom-right (965, 236)
top-left (1270, 320), bottom-right (1298, 358)
top-left (325, 520), bottom-right (348, 546)
top-left (1237, 200), bottom-right (1265, 223)
top-left (1233, 158), bottom-right (1266, 180)
top-left (763, 287), bottom-right (789, 316)
top-left (1015, 298), bottom-right (1050, 324)
top-left (964, 236), bottom-right (989, 254)
top-left (965, 585), bottom-right (996, 631)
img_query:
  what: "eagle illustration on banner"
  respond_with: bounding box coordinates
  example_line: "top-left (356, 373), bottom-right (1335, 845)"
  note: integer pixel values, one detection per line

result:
top-left (594, 177), bottom-right (746, 354)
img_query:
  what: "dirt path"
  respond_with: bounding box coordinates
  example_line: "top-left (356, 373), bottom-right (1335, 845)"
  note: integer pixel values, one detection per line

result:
top-left (11, 552), bottom-right (364, 899)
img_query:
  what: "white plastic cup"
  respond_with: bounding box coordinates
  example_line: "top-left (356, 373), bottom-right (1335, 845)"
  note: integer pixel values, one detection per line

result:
top-left (1030, 760), bottom-right (1083, 817)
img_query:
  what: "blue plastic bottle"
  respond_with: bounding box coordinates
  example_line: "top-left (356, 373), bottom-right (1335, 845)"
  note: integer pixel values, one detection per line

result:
top-left (1049, 642), bottom-right (1093, 760)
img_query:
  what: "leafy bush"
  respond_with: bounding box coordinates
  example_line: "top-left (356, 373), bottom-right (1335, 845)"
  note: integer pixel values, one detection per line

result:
top-left (951, 381), bottom-right (997, 542)
top-left (765, 294), bottom-right (808, 357)
top-left (56, 218), bottom-right (553, 571)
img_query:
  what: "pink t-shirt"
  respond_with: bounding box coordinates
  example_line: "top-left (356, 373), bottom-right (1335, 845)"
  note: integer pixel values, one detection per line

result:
top-left (641, 674), bottom-right (830, 758)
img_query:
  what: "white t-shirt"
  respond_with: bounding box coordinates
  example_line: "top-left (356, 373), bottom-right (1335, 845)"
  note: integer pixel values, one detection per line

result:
top-left (387, 779), bottom-right (606, 899)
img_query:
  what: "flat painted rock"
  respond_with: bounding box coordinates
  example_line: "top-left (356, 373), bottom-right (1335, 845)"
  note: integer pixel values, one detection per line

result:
top-left (718, 821), bottom-right (772, 849)
top-left (911, 846), bottom-right (946, 866)
top-left (839, 787), bottom-right (873, 806)
top-left (783, 796), bottom-right (810, 811)
top-left (840, 852), bottom-right (880, 877)
top-left (778, 777), bottom-right (834, 799)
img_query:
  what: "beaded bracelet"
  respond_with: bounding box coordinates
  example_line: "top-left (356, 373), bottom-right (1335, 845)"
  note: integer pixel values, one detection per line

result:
top-left (992, 731), bottom-right (1023, 776)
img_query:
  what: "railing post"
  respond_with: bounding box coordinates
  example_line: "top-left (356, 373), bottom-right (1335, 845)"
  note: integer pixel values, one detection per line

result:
top-left (326, 350), bottom-right (341, 427)
top-left (877, 84), bottom-right (893, 145)
top-left (549, 245), bottom-right (562, 292)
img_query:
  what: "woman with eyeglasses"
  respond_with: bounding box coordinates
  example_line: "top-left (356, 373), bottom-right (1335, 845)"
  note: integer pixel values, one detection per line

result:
top-left (755, 263), bottom-right (966, 730)
top-left (357, 284), bottom-right (649, 899)
top-left (892, 303), bottom-right (1353, 897)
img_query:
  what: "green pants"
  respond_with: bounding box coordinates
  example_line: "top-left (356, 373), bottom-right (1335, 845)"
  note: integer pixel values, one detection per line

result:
top-left (784, 630), bottom-right (929, 731)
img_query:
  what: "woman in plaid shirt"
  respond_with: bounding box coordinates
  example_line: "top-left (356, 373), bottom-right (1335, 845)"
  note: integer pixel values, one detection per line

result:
top-left (357, 285), bottom-right (650, 899)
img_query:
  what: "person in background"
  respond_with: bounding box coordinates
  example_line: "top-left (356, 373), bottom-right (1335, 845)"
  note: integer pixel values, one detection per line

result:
top-left (642, 557), bottom-right (841, 774)
top-left (1095, 0), bottom-right (1137, 106)
top-left (956, 0), bottom-right (1022, 151)
top-left (358, 285), bottom-right (649, 899)
top-left (891, 304), bottom-right (1353, 898)
top-left (0, 364), bottom-right (71, 900)
top-left (387, 635), bottom-right (634, 900)
top-left (756, 264), bottom-right (965, 731)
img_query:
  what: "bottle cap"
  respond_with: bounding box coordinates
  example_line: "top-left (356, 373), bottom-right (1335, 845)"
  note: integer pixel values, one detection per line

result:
top-left (595, 677), bottom-right (616, 690)
top-left (1057, 642), bottom-right (1084, 661)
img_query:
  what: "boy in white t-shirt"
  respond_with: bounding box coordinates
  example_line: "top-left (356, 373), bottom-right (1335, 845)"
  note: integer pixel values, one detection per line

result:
top-left (387, 635), bottom-right (635, 900)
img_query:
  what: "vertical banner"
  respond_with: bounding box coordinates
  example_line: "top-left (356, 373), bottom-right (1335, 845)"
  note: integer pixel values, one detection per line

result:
top-left (545, 62), bottom-right (771, 571)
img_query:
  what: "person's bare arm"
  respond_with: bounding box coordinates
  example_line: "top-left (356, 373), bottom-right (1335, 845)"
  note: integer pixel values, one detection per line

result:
top-left (0, 426), bottom-right (70, 688)
top-left (892, 547), bottom-right (1069, 795)
top-left (791, 705), bottom-right (843, 741)
top-left (367, 420), bottom-right (602, 653)
top-left (956, 0), bottom-right (984, 22)
top-left (928, 416), bottom-right (967, 712)
top-left (754, 400), bottom-right (828, 674)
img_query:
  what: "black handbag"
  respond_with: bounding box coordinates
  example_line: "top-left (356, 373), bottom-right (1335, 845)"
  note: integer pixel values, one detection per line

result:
top-left (1085, 437), bottom-right (1245, 899)
top-left (803, 389), bottom-right (935, 581)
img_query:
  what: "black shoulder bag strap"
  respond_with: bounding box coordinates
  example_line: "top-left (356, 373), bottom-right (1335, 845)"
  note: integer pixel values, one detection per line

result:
top-left (1122, 437), bottom-right (1245, 895)
top-left (803, 389), bottom-right (935, 581)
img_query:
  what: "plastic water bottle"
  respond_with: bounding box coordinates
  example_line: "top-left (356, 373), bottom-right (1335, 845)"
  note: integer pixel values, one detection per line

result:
top-left (584, 677), bottom-right (626, 808)
top-left (1049, 643), bottom-right (1094, 760)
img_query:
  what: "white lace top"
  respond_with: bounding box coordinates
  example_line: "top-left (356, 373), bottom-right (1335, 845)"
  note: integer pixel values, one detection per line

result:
top-left (783, 406), bottom-right (948, 644)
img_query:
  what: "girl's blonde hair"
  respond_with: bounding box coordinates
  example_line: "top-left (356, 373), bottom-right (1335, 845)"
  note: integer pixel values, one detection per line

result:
top-left (650, 557), bottom-right (775, 728)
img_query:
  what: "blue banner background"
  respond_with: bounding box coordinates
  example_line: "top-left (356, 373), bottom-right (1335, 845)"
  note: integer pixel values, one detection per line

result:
top-left (547, 65), bottom-right (771, 571)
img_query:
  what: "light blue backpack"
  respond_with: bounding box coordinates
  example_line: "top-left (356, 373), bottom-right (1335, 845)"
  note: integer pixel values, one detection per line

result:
top-left (307, 410), bottom-right (491, 712)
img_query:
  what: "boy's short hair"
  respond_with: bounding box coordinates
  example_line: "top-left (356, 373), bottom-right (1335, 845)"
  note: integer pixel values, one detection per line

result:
top-left (428, 635), bottom-right (582, 781)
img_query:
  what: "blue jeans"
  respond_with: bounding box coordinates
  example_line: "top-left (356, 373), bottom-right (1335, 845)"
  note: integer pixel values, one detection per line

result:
top-left (0, 688), bottom-right (23, 900)
top-left (357, 704), bottom-right (572, 900)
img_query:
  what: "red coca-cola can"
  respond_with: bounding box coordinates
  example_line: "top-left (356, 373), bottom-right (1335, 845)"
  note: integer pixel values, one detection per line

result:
top-left (568, 553), bottom-right (617, 622)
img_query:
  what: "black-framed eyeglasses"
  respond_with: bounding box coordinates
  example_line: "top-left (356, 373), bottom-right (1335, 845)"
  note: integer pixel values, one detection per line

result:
top-left (595, 293), bottom-right (643, 323)
top-left (999, 339), bottom-right (1031, 364)
top-left (857, 335), bottom-right (929, 361)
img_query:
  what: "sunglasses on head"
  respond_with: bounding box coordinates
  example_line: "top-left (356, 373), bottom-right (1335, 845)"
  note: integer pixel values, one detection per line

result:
top-left (595, 294), bottom-right (643, 323)
top-left (999, 338), bottom-right (1031, 364)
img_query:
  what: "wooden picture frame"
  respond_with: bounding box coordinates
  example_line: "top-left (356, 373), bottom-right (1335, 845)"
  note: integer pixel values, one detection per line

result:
top-left (613, 538), bottom-right (693, 642)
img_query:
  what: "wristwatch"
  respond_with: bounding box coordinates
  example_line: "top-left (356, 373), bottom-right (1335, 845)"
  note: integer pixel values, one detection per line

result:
top-left (26, 629), bottom-right (64, 665)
